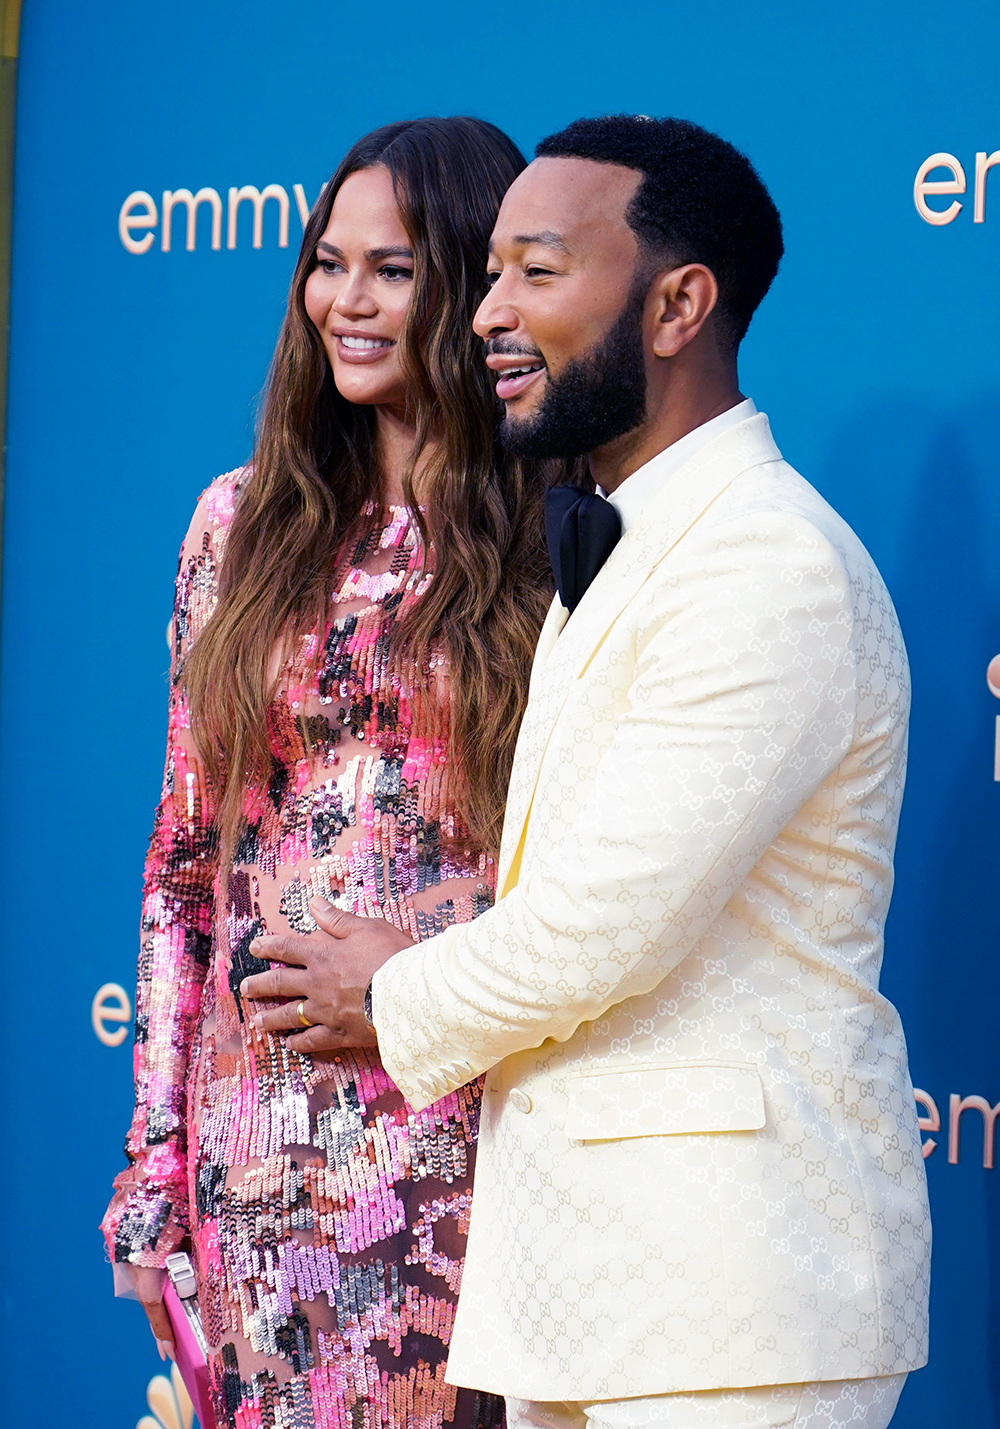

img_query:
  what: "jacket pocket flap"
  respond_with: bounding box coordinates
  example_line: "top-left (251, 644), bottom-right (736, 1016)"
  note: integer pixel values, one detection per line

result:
top-left (565, 1061), bottom-right (766, 1141)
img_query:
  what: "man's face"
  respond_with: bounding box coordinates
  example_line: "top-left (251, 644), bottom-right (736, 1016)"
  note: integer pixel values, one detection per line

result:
top-left (474, 157), bottom-right (647, 457)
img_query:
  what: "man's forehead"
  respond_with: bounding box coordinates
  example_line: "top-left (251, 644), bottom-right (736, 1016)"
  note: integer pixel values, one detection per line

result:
top-left (494, 156), bottom-right (642, 245)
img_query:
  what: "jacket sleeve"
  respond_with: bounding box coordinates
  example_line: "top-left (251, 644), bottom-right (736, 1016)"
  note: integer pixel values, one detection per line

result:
top-left (372, 510), bottom-right (859, 1111)
top-left (101, 486), bottom-right (229, 1268)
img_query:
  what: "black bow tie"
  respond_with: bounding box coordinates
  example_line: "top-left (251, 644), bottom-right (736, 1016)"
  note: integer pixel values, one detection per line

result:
top-left (545, 485), bottom-right (623, 613)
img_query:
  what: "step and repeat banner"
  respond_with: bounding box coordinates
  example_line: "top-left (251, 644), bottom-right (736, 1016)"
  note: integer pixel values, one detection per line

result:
top-left (0, 1), bottom-right (997, 1425)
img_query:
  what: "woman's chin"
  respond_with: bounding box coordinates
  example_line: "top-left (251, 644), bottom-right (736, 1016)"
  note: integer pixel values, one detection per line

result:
top-left (331, 363), bottom-right (405, 411)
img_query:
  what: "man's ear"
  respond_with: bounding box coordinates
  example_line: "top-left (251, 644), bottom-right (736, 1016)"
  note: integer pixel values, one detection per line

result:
top-left (648, 263), bottom-right (719, 358)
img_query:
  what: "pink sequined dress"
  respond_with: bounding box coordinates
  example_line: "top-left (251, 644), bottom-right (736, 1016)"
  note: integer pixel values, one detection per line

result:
top-left (103, 472), bottom-right (504, 1429)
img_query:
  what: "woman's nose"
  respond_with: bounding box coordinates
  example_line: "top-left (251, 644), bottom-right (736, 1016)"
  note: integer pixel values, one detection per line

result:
top-left (334, 274), bottom-right (378, 319)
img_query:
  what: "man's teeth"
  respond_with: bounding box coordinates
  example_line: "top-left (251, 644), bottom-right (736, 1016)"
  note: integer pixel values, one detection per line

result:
top-left (504, 363), bottom-right (543, 377)
top-left (340, 335), bottom-right (393, 350)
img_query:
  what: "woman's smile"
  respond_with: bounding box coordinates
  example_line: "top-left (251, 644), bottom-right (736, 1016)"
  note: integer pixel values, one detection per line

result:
top-left (333, 329), bottom-right (397, 362)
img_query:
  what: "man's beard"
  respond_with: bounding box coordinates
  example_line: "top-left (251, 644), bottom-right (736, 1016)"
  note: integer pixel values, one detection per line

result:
top-left (498, 281), bottom-right (648, 459)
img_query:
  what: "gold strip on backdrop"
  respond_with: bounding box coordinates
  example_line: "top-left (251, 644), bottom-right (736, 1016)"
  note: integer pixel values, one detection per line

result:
top-left (1, 0), bottom-right (19, 60)
top-left (0, 0), bottom-right (19, 557)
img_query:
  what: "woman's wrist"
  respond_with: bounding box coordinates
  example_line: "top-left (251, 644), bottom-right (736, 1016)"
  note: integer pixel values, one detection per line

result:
top-left (113, 1262), bottom-right (167, 1302)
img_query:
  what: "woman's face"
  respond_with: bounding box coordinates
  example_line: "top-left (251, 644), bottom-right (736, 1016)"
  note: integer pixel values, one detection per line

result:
top-left (304, 166), bottom-right (415, 411)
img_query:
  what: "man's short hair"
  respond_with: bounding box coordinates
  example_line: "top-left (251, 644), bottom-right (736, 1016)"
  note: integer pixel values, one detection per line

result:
top-left (535, 115), bottom-right (783, 348)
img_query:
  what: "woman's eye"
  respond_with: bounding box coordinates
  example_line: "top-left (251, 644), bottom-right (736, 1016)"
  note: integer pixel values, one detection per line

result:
top-left (316, 259), bottom-right (343, 275)
top-left (379, 265), bottom-right (413, 281)
top-left (486, 270), bottom-right (501, 287)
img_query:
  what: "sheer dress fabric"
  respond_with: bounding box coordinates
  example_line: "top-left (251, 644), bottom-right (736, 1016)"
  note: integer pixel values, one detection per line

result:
top-left (102, 472), bottom-right (504, 1429)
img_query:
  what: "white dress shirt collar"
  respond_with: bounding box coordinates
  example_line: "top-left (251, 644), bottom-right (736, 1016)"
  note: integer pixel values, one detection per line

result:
top-left (603, 398), bottom-right (757, 532)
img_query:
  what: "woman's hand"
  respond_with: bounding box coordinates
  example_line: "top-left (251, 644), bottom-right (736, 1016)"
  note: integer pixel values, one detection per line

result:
top-left (240, 896), bottom-right (415, 1053)
top-left (128, 1264), bottom-right (175, 1361)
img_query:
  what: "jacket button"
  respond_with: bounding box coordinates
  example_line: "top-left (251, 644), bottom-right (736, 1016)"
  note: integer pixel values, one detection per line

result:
top-left (509, 1089), bottom-right (533, 1114)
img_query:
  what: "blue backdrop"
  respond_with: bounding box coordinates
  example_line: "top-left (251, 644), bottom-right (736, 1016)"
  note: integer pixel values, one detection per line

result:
top-left (1, 2), bottom-right (997, 1425)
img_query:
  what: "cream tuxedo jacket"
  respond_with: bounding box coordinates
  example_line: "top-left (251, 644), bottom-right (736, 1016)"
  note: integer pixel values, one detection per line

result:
top-left (372, 413), bottom-right (931, 1400)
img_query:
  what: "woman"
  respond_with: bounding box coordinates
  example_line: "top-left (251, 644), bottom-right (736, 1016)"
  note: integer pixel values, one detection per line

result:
top-left (102, 117), bottom-right (554, 1429)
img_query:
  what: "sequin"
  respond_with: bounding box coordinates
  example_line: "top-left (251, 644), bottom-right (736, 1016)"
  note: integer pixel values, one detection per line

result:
top-left (103, 473), bottom-right (502, 1429)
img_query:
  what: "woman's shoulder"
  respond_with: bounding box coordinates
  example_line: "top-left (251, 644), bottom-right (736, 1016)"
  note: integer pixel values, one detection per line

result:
top-left (175, 465), bottom-right (248, 566)
top-left (185, 466), bottom-right (246, 542)
top-left (171, 468), bottom-right (248, 651)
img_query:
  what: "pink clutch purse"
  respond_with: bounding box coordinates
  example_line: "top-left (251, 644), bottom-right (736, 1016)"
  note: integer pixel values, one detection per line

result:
top-left (163, 1252), bottom-right (217, 1429)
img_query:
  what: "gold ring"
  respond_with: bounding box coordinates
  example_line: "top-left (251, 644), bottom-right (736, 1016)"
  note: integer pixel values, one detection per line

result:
top-left (296, 1001), bottom-right (312, 1028)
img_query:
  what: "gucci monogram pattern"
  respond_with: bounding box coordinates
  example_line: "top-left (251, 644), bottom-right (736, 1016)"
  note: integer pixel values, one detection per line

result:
top-left (372, 415), bottom-right (931, 1400)
top-left (506, 1373), bottom-right (908, 1429)
top-left (563, 1062), bottom-right (767, 1141)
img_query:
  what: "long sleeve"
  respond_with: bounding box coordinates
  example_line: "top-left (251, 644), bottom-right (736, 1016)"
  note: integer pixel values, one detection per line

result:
top-left (101, 488), bottom-right (227, 1269)
top-left (372, 509), bottom-right (859, 1110)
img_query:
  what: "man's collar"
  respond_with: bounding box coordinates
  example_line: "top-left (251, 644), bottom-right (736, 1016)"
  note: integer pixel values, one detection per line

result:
top-left (601, 398), bottom-right (758, 532)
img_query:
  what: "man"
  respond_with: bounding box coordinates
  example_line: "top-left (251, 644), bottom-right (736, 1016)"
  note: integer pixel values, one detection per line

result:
top-left (244, 116), bottom-right (930, 1429)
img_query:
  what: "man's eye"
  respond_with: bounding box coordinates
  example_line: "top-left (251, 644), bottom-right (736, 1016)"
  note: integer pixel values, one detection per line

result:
top-left (525, 266), bottom-right (554, 279)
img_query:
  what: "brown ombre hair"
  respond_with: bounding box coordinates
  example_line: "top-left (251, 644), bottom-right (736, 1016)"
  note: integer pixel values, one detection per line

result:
top-left (184, 117), bottom-right (558, 856)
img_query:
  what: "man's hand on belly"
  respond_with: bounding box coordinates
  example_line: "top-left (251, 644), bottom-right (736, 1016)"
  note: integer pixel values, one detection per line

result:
top-left (240, 897), bottom-right (415, 1054)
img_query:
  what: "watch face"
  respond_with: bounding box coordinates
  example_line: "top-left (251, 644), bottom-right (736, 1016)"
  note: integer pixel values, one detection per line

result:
top-left (364, 981), bottom-right (374, 1026)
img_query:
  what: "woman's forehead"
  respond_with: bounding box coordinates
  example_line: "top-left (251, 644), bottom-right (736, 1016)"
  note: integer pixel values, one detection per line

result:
top-left (323, 167), bottom-right (409, 245)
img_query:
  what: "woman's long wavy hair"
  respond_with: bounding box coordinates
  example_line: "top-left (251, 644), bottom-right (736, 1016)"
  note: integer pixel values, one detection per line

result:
top-left (184, 117), bottom-right (559, 857)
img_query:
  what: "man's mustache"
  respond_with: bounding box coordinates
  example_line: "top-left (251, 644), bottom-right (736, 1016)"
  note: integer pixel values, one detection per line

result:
top-left (484, 337), bottom-right (545, 361)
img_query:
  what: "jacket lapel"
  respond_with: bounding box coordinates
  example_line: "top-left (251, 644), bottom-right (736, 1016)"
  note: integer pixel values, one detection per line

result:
top-left (530, 593), bottom-right (571, 695)
top-left (496, 414), bottom-right (782, 895)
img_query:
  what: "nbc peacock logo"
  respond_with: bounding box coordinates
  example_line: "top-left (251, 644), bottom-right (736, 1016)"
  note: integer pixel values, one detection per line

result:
top-left (137, 1362), bottom-right (199, 1429)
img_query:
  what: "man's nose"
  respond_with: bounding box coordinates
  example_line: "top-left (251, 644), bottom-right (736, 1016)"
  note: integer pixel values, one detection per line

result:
top-left (473, 282), bottom-right (517, 339)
